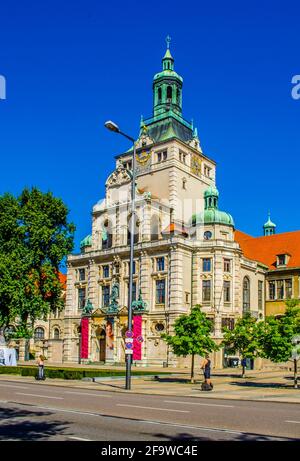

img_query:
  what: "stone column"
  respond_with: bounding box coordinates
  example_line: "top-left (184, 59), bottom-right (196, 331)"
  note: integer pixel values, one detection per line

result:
top-left (191, 250), bottom-right (201, 306)
top-left (139, 251), bottom-right (150, 308)
top-left (63, 317), bottom-right (75, 363)
top-left (168, 245), bottom-right (184, 312)
top-left (18, 339), bottom-right (26, 361)
top-left (88, 259), bottom-right (98, 309)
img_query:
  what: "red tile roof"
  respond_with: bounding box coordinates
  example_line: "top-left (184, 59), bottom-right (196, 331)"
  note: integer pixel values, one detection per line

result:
top-left (235, 230), bottom-right (300, 270)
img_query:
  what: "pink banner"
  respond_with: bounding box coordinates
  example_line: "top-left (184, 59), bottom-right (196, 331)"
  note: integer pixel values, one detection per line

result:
top-left (133, 315), bottom-right (142, 360)
top-left (81, 317), bottom-right (89, 359)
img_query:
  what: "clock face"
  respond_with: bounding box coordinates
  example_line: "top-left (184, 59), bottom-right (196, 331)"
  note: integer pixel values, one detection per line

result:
top-left (204, 231), bottom-right (212, 240)
top-left (136, 149), bottom-right (151, 165)
top-left (191, 154), bottom-right (202, 177)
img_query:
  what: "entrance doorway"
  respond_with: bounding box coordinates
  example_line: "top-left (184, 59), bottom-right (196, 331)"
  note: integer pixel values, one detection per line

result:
top-left (98, 329), bottom-right (106, 362)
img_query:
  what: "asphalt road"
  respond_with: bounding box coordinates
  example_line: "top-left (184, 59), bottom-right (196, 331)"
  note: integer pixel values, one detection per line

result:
top-left (0, 379), bottom-right (299, 441)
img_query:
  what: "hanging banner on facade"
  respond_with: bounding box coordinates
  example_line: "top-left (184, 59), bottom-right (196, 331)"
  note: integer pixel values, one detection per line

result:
top-left (133, 315), bottom-right (142, 360)
top-left (80, 317), bottom-right (89, 359)
top-left (105, 318), bottom-right (114, 360)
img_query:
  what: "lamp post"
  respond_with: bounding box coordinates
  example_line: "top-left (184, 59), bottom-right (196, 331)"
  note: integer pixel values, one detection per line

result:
top-left (104, 120), bottom-right (136, 390)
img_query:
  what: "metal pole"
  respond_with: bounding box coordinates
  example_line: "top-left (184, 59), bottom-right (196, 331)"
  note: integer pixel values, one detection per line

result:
top-left (294, 359), bottom-right (298, 389)
top-left (126, 141), bottom-right (136, 390)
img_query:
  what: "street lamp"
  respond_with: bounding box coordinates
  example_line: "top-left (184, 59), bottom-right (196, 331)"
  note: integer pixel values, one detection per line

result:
top-left (104, 120), bottom-right (136, 390)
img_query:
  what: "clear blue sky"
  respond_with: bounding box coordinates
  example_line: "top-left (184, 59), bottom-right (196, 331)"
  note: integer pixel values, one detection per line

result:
top-left (0, 0), bottom-right (299, 257)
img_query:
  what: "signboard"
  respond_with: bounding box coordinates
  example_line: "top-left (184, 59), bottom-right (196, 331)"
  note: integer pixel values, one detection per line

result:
top-left (125, 338), bottom-right (133, 343)
top-left (125, 330), bottom-right (134, 339)
top-left (125, 349), bottom-right (133, 354)
top-left (125, 342), bottom-right (133, 349)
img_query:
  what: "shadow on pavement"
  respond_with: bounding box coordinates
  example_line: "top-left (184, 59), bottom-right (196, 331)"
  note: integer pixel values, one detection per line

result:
top-left (148, 431), bottom-right (298, 442)
top-left (0, 405), bottom-right (68, 440)
top-left (229, 381), bottom-right (292, 389)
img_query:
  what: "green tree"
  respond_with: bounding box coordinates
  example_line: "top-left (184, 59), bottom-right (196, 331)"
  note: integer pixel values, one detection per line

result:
top-left (0, 187), bottom-right (75, 331)
top-left (222, 313), bottom-right (260, 377)
top-left (161, 305), bottom-right (219, 383)
top-left (256, 300), bottom-right (300, 363)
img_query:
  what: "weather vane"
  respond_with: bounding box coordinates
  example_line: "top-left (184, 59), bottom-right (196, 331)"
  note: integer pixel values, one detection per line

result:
top-left (166, 35), bottom-right (171, 49)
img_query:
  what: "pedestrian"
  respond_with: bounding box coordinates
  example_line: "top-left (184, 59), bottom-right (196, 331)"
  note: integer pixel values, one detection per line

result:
top-left (201, 354), bottom-right (213, 390)
top-left (36, 354), bottom-right (46, 380)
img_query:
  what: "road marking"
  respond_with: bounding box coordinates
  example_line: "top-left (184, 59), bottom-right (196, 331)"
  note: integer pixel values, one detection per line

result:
top-left (116, 404), bottom-right (189, 413)
top-left (0, 384), bottom-right (29, 389)
top-left (64, 391), bottom-right (112, 398)
top-left (67, 436), bottom-right (93, 441)
top-left (164, 400), bottom-right (234, 408)
top-left (285, 420), bottom-right (300, 424)
top-left (16, 393), bottom-right (64, 400)
top-left (142, 420), bottom-right (243, 435)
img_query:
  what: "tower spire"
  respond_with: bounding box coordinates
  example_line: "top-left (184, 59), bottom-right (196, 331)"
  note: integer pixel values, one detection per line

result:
top-left (263, 212), bottom-right (276, 236)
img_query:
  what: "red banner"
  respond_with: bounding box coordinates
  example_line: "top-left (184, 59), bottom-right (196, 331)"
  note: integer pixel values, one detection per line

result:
top-left (81, 317), bottom-right (89, 359)
top-left (133, 315), bottom-right (142, 360)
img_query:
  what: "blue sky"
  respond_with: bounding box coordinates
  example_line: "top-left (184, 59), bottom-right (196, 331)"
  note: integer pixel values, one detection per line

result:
top-left (0, 0), bottom-right (299, 259)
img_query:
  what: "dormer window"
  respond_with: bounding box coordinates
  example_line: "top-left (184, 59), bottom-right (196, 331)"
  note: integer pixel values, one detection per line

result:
top-left (277, 253), bottom-right (290, 267)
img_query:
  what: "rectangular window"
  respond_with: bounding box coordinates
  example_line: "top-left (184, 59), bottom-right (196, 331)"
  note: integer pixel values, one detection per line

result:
top-left (269, 281), bottom-right (276, 300)
top-left (103, 265), bottom-right (109, 278)
top-left (78, 288), bottom-right (86, 309)
top-left (202, 280), bottom-right (211, 302)
top-left (277, 280), bottom-right (284, 300)
top-left (224, 281), bottom-right (231, 302)
top-left (102, 285), bottom-right (110, 307)
top-left (222, 318), bottom-right (235, 331)
top-left (128, 261), bottom-right (136, 275)
top-left (224, 259), bottom-right (231, 273)
top-left (285, 279), bottom-right (292, 299)
top-left (204, 165), bottom-right (211, 177)
top-left (128, 281), bottom-right (137, 303)
top-left (163, 151), bottom-right (167, 161)
top-left (202, 258), bottom-right (211, 272)
top-left (179, 151), bottom-right (186, 164)
top-left (156, 257), bottom-right (165, 272)
top-left (278, 255), bottom-right (286, 266)
top-left (78, 268), bottom-right (86, 281)
top-left (156, 279), bottom-right (166, 304)
top-left (258, 280), bottom-right (263, 309)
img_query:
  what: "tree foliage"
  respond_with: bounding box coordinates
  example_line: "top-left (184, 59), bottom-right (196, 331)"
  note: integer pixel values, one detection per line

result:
top-left (222, 312), bottom-right (260, 359)
top-left (257, 300), bottom-right (300, 363)
top-left (162, 305), bottom-right (219, 382)
top-left (0, 187), bottom-right (75, 330)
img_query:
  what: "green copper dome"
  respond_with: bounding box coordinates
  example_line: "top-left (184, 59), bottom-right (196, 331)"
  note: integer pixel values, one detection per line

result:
top-left (204, 186), bottom-right (219, 198)
top-left (191, 186), bottom-right (235, 227)
top-left (263, 214), bottom-right (276, 228)
top-left (192, 209), bottom-right (235, 227)
top-left (80, 234), bottom-right (92, 249)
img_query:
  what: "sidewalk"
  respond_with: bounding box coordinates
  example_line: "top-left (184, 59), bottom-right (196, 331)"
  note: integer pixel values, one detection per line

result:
top-left (1, 367), bottom-right (299, 404)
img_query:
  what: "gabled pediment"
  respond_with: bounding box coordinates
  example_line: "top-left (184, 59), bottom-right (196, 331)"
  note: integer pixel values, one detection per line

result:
top-left (106, 166), bottom-right (132, 188)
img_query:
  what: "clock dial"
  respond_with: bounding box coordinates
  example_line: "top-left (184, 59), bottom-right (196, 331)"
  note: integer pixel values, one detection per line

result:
top-left (204, 231), bottom-right (212, 240)
top-left (136, 149), bottom-right (151, 165)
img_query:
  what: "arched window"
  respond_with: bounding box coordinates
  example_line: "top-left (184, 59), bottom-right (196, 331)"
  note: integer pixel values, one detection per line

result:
top-left (243, 277), bottom-right (250, 313)
top-left (34, 327), bottom-right (45, 340)
top-left (150, 215), bottom-right (160, 241)
top-left (127, 216), bottom-right (139, 245)
top-left (167, 86), bottom-right (172, 101)
top-left (53, 328), bottom-right (60, 340)
top-left (102, 219), bottom-right (113, 249)
top-left (158, 87), bottom-right (162, 103)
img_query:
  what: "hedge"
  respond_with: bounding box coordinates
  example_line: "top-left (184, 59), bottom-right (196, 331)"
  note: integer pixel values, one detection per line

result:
top-left (0, 366), bottom-right (169, 380)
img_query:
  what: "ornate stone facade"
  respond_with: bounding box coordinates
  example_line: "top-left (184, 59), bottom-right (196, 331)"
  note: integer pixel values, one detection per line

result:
top-left (61, 43), bottom-right (266, 368)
